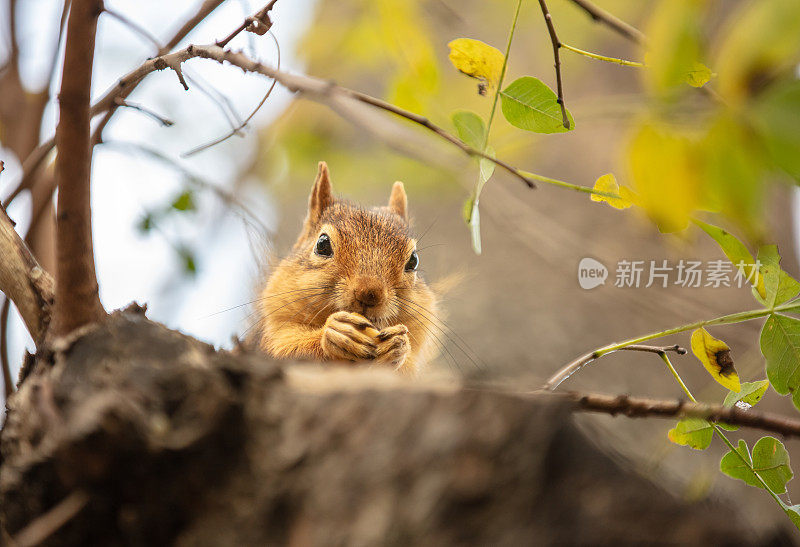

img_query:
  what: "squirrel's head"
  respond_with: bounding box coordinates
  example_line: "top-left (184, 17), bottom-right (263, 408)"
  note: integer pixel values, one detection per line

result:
top-left (289, 161), bottom-right (424, 326)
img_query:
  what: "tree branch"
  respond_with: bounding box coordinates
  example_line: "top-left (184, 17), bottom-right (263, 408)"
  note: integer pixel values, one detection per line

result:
top-left (557, 390), bottom-right (800, 439)
top-left (537, 0), bottom-right (570, 129)
top-left (190, 45), bottom-right (538, 188)
top-left (0, 202), bottom-right (55, 343)
top-left (543, 344), bottom-right (687, 391)
top-left (4, 0), bottom-right (230, 206)
top-left (53, 0), bottom-right (106, 335)
top-left (566, 0), bottom-right (646, 45)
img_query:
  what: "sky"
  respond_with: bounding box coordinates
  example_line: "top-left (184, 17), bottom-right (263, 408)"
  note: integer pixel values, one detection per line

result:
top-left (0, 0), bottom-right (316, 385)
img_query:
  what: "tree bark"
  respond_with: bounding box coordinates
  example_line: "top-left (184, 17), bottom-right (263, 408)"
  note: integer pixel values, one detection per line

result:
top-left (53, 0), bottom-right (106, 335)
top-left (0, 311), bottom-right (792, 545)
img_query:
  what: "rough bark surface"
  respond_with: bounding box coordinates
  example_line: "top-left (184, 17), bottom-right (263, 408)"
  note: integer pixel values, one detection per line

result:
top-left (0, 311), bottom-right (793, 545)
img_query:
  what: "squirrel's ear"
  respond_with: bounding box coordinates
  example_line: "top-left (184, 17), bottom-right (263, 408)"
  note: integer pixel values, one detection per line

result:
top-left (388, 181), bottom-right (408, 221)
top-left (307, 161), bottom-right (333, 224)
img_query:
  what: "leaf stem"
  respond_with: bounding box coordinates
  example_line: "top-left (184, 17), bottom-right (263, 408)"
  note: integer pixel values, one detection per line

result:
top-left (560, 43), bottom-right (644, 67)
top-left (659, 354), bottom-right (787, 513)
top-left (545, 303), bottom-right (799, 391)
top-left (483, 0), bottom-right (522, 150)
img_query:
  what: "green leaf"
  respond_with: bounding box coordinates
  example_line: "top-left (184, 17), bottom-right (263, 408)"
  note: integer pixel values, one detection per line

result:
top-left (750, 436), bottom-right (793, 494)
top-left (462, 196), bottom-right (474, 224)
top-left (757, 245), bottom-right (800, 306)
top-left (720, 439), bottom-right (760, 488)
top-left (667, 418), bottom-right (713, 450)
top-left (754, 80), bottom-right (800, 180)
top-left (723, 380), bottom-right (769, 408)
top-left (452, 110), bottom-right (486, 150)
top-left (760, 314), bottom-right (800, 410)
top-left (178, 247), bottom-right (198, 276)
top-left (171, 191), bottom-right (196, 212)
top-left (693, 219), bottom-right (765, 299)
top-left (138, 212), bottom-right (155, 233)
top-left (784, 504), bottom-right (800, 530)
top-left (468, 200), bottom-right (481, 255)
top-left (500, 76), bottom-right (574, 134)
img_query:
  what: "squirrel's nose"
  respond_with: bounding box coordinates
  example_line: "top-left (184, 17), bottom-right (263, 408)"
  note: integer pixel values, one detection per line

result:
top-left (354, 278), bottom-right (385, 307)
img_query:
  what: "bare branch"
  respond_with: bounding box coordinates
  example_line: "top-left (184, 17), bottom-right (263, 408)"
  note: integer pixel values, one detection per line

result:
top-left (537, 0), bottom-right (570, 129)
top-left (543, 344), bottom-right (687, 391)
top-left (183, 30), bottom-right (280, 157)
top-left (113, 97), bottom-right (174, 127)
top-left (161, 0), bottom-right (227, 54)
top-left (557, 391), bottom-right (800, 439)
top-left (1, 298), bottom-right (11, 398)
top-left (192, 45), bottom-right (538, 188)
top-left (104, 7), bottom-right (163, 51)
top-left (11, 490), bottom-right (89, 547)
top-left (5, 0), bottom-right (231, 205)
top-left (216, 0), bottom-right (278, 48)
top-left (53, 0), bottom-right (107, 335)
top-left (0, 203), bottom-right (54, 343)
top-left (566, 0), bottom-right (646, 45)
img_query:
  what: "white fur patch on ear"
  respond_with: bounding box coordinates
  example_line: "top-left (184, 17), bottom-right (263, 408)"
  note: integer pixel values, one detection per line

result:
top-left (388, 181), bottom-right (408, 221)
top-left (308, 161), bottom-right (333, 223)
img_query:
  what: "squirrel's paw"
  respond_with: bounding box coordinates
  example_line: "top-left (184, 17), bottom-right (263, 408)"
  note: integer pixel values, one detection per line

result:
top-left (321, 311), bottom-right (378, 361)
top-left (374, 324), bottom-right (410, 369)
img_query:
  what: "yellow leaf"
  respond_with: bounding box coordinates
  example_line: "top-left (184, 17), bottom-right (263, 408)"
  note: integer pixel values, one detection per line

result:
top-left (685, 62), bottom-right (714, 88)
top-left (590, 174), bottom-right (635, 209)
top-left (447, 38), bottom-right (504, 88)
top-left (691, 328), bottom-right (741, 392)
top-left (627, 123), bottom-right (700, 233)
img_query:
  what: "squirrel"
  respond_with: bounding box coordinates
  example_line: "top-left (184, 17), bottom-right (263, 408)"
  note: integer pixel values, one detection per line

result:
top-left (255, 161), bottom-right (438, 376)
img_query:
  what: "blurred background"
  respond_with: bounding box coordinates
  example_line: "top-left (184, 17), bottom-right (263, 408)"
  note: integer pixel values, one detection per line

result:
top-left (2, 0), bottom-right (800, 538)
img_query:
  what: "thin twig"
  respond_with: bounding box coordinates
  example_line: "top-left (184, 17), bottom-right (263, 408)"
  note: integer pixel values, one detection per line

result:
top-left (192, 45), bottom-right (538, 188)
top-left (543, 344), bottom-right (686, 391)
top-left (216, 0), bottom-right (278, 48)
top-left (556, 391), bottom-right (800, 439)
top-left (11, 490), bottom-right (89, 547)
top-left (103, 7), bottom-right (163, 51)
top-left (1, 297), bottom-right (11, 398)
top-left (182, 30), bottom-right (280, 157)
top-left (113, 97), bottom-right (174, 127)
top-left (5, 0), bottom-right (268, 206)
top-left (536, 0), bottom-right (570, 129)
top-left (560, 43), bottom-right (644, 68)
top-left (566, 0), bottom-right (646, 45)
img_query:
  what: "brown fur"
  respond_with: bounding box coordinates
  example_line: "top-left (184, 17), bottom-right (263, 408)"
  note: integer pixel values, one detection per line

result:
top-left (256, 162), bottom-right (438, 375)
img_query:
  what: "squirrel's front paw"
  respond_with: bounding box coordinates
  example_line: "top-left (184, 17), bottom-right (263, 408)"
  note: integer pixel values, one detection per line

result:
top-left (374, 324), bottom-right (410, 370)
top-left (321, 311), bottom-right (378, 361)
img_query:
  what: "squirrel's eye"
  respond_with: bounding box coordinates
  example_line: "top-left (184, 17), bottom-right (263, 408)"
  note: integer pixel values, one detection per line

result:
top-left (315, 233), bottom-right (333, 257)
top-left (405, 250), bottom-right (419, 272)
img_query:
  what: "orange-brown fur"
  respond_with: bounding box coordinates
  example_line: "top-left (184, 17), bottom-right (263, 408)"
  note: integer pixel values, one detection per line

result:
top-left (256, 162), bottom-right (438, 375)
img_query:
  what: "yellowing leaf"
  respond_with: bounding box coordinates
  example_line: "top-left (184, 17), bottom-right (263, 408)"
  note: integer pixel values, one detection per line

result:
top-left (685, 61), bottom-right (714, 87)
top-left (591, 174), bottom-right (635, 210)
top-left (644, 0), bottom-right (706, 93)
top-left (448, 38), bottom-right (504, 89)
top-left (714, 0), bottom-right (800, 104)
top-left (627, 123), bottom-right (699, 232)
top-left (691, 328), bottom-right (740, 392)
top-left (668, 418), bottom-right (713, 450)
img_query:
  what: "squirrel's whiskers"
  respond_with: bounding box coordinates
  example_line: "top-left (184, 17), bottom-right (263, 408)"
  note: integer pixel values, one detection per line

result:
top-left (253, 161), bottom-right (440, 375)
